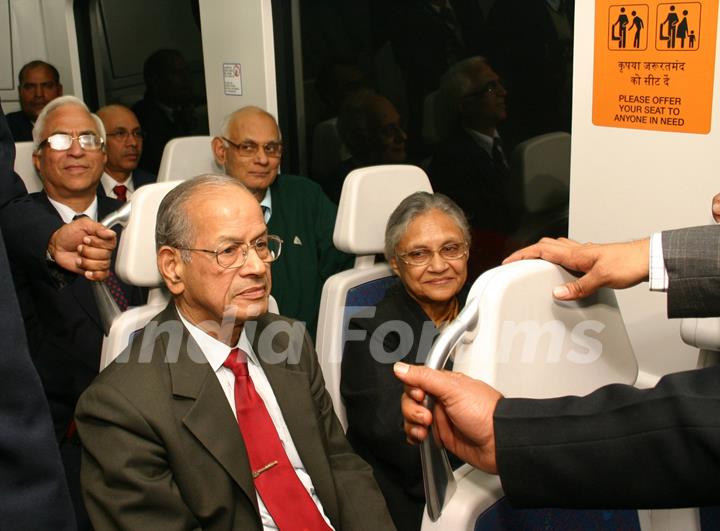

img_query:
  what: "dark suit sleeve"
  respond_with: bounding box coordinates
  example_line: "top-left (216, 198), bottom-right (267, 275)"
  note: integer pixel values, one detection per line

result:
top-left (0, 104), bottom-right (63, 271)
top-left (301, 329), bottom-right (396, 530)
top-left (341, 319), bottom-right (423, 486)
top-left (0, 229), bottom-right (77, 531)
top-left (495, 364), bottom-right (720, 509)
top-left (76, 378), bottom-right (201, 531)
top-left (662, 225), bottom-right (720, 318)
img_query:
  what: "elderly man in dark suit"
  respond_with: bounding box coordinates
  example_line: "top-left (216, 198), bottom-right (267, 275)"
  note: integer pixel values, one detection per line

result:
top-left (399, 229), bottom-right (720, 508)
top-left (0, 104), bottom-right (77, 530)
top-left (9, 95), bottom-right (145, 530)
top-left (76, 175), bottom-right (394, 530)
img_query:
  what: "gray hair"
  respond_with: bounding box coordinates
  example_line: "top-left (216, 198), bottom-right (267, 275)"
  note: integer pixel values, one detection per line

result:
top-left (156, 174), bottom-right (251, 261)
top-left (434, 56), bottom-right (488, 140)
top-left (384, 191), bottom-right (471, 261)
top-left (218, 105), bottom-right (282, 140)
top-left (32, 95), bottom-right (106, 150)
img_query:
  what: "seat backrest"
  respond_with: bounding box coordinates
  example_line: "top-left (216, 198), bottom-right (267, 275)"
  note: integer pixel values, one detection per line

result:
top-left (100, 180), bottom-right (279, 370)
top-left (316, 164), bottom-right (432, 429)
top-left (452, 259), bottom-right (638, 398)
top-left (14, 141), bottom-right (43, 193)
top-left (511, 131), bottom-right (571, 214)
top-left (156, 136), bottom-right (220, 182)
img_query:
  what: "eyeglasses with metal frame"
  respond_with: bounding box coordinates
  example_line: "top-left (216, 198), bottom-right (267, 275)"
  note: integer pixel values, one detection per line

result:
top-left (38, 133), bottom-right (104, 152)
top-left (396, 241), bottom-right (469, 267)
top-left (177, 235), bottom-right (283, 269)
top-left (222, 137), bottom-right (283, 158)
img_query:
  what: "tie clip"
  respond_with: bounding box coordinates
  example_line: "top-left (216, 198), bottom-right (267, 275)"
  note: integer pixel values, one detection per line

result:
top-left (252, 460), bottom-right (278, 479)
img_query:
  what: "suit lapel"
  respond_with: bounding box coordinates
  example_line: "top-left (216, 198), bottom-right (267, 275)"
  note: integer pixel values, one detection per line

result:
top-left (252, 314), bottom-right (340, 525)
top-left (161, 305), bottom-right (259, 517)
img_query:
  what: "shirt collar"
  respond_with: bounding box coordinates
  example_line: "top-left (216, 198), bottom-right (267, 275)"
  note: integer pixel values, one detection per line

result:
top-left (260, 187), bottom-right (272, 223)
top-left (101, 172), bottom-right (135, 197)
top-left (464, 127), bottom-right (500, 157)
top-left (47, 195), bottom-right (99, 224)
top-left (176, 307), bottom-right (259, 371)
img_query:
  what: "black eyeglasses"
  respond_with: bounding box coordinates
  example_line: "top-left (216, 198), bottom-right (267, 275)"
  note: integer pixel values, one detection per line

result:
top-left (396, 241), bottom-right (469, 267)
top-left (177, 235), bottom-right (283, 269)
top-left (106, 129), bottom-right (145, 141)
top-left (222, 137), bottom-right (283, 158)
top-left (38, 133), bottom-right (104, 152)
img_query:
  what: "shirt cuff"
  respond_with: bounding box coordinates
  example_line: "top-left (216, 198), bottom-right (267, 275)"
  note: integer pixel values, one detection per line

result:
top-left (648, 232), bottom-right (669, 292)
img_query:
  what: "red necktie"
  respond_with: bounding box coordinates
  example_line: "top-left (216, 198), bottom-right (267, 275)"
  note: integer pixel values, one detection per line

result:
top-left (223, 348), bottom-right (332, 531)
top-left (112, 184), bottom-right (128, 202)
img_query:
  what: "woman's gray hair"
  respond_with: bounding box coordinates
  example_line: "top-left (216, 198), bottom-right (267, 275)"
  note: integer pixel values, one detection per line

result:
top-left (384, 191), bottom-right (471, 261)
top-left (156, 174), bottom-right (251, 261)
top-left (32, 95), bottom-right (106, 150)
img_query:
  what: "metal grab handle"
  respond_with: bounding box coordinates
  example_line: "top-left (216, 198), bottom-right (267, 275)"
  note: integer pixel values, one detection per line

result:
top-left (420, 297), bottom-right (480, 521)
top-left (92, 201), bottom-right (132, 335)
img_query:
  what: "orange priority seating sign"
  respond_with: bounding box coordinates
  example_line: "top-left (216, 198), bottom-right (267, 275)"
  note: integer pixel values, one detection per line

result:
top-left (593, 1), bottom-right (718, 133)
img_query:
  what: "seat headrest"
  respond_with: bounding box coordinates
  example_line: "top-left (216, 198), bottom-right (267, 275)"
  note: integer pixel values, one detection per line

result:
top-left (333, 165), bottom-right (433, 255)
top-left (512, 131), bottom-right (571, 213)
top-left (156, 136), bottom-right (221, 182)
top-left (115, 181), bottom-right (182, 286)
top-left (14, 141), bottom-right (43, 193)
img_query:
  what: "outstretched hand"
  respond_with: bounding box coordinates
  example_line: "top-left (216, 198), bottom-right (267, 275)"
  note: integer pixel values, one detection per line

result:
top-left (502, 237), bottom-right (650, 300)
top-left (48, 217), bottom-right (117, 281)
top-left (394, 362), bottom-right (502, 474)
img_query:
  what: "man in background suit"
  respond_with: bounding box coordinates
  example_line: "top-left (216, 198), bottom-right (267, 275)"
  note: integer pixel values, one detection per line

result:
top-left (6, 60), bottom-right (63, 141)
top-left (0, 104), bottom-right (76, 530)
top-left (76, 175), bottom-right (394, 530)
top-left (97, 104), bottom-right (156, 202)
top-left (10, 95), bottom-right (144, 530)
top-left (399, 229), bottom-right (720, 508)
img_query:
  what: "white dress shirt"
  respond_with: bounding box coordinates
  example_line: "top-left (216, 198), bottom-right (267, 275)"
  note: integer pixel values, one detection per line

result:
top-left (177, 310), bottom-right (334, 531)
top-left (101, 172), bottom-right (135, 200)
top-left (649, 232), bottom-right (670, 291)
top-left (47, 196), bottom-right (98, 223)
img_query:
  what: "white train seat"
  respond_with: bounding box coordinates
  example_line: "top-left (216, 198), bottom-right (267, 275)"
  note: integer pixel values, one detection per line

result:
top-left (315, 164), bottom-right (433, 430)
top-left (422, 259), bottom-right (641, 529)
top-left (14, 141), bottom-right (43, 193)
top-left (510, 131), bottom-right (571, 245)
top-left (156, 136), bottom-right (220, 182)
top-left (99, 181), bottom-right (278, 370)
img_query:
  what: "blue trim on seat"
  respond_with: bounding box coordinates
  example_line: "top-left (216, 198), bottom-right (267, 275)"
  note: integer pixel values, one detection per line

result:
top-left (474, 497), bottom-right (641, 530)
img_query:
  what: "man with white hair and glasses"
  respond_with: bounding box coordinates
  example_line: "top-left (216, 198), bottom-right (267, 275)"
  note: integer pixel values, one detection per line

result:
top-left (9, 95), bottom-right (144, 530)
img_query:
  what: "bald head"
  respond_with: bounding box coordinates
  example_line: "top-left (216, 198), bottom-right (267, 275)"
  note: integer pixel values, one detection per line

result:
top-left (97, 104), bottom-right (144, 181)
top-left (212, 106), bottom-right (283, 202)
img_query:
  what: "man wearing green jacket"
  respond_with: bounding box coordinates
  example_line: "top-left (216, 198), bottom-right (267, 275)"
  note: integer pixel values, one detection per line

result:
top-left (213, 106), bottom-right (353, 339)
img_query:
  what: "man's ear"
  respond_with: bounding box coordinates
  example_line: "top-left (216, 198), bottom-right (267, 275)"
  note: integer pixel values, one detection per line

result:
top-left (32, 150), bottom-right (42, 175)
top-left (157, 246), bottom-right (186, 295)
top-left (211, 136), bottom-right (227, 167)
top-left (58, 83), bottom-right (64, 96)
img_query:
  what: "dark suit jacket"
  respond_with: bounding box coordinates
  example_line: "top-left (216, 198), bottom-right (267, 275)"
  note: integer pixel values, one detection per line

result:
top-left (0, 104), bottom-right (63, 269)
top-left (76, 305), bottom-right (395, 530)
top-left (429, 128), bottom-right (518, 235)
top-left (10, 192), bottom-right (145, 439)
top-left (132, 167), bottom-right (156, 188)
top-left (495, 225), bottom-right (720, 509)
top-left (267, 174), bottom-right (353, 340)
top-left (341, 282), bottom-right (440, 530)
top-left (6, 110), bottom-right (34, 142)
top-left (0, 106), bottom-right (76, 530)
